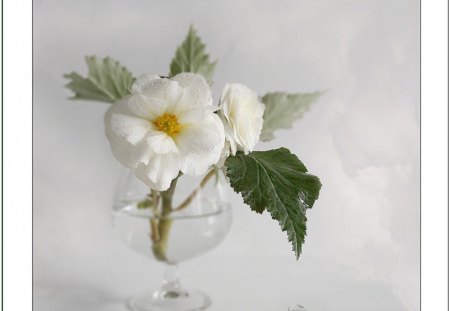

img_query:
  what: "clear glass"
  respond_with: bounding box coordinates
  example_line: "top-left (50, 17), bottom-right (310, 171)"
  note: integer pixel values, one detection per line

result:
top-left (112, 169), bottom-right (232, 311)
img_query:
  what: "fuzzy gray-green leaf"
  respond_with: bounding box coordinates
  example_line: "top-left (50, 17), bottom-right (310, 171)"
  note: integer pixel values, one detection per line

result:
top-left (64, 56), bottom-right (134, 103)
top-left (260, 91), bottom-right (323, 141)
top-left (225, 148), bottom-right (322, 259)
top-left (169, 26), bottom-right (217, 83)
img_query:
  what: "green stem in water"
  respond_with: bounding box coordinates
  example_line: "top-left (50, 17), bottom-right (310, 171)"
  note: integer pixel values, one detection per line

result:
top-left (149, 190), bottom-right (161, 241)
top-left (151, 177), bottom-right (178, 262)
top-left (149, 170), bottom-right (217, 262)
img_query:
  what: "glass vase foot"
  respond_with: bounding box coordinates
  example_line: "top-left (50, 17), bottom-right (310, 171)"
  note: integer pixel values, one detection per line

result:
top-left (128, 289), bottom-right (211, 311)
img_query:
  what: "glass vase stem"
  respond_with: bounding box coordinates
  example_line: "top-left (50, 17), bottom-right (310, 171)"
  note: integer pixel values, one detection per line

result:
top-left (160, 264), bottom-right (185, 297)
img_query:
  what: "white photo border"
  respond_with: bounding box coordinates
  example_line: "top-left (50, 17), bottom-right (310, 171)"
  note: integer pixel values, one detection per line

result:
top-left (421, 0), bottom-right (449, 310)
top-left (4, 0), bottom-right (33, 310)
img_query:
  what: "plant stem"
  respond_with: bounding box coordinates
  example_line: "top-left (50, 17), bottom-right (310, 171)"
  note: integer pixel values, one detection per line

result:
top-left (151, 190), bottom-right (160, 209)
top-left (151, 177), bottom-right (178, 262)
top-left (148, 170), bottom-right (216, 261)
top-left (173, 169), bottom-right (216, 212)
top-left (149, 190), bottom-right (161, 241)
top-left (150, 218), bottom-right (160, 242)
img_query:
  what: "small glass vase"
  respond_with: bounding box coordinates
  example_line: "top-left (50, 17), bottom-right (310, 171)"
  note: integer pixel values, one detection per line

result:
top-left (112, 168), bottom-right (232, 311)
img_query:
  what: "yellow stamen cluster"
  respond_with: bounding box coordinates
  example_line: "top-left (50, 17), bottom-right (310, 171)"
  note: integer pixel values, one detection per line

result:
top-left (154, 113), bottom-right (181, 137)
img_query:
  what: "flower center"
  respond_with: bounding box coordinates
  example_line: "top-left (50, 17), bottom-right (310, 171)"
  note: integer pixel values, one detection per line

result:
top-left (154, 113), bottom-right (181, 136)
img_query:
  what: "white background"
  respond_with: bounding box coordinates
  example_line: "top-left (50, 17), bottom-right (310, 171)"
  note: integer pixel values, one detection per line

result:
top-left (5, 0), bottom-right (446, 310)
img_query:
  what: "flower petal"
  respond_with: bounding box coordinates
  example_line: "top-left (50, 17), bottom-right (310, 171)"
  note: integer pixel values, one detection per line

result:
top-left (216, 140), bottom-right (232, 168)
top-left (105, 97), bottom-right (151, 145)
top-left (218, 83), bottom-right (264, 155)
top-left (178, 152), bottom-right (220, 176)
top-left (128, 94), bottom-right (165, 121)
top-left (104, 99), bottom-right (153, 167)
top-left (146, 131), bottom-right (179, 154)
top-left (107, 138), bottom-right (153, 169)
top-left (131, 73), bottom-right (161, 94)
top-left (222, 122), bottom-right (238, 155)
top-left (133, 75), bottom-right (183, 107)
top-left (131, 74), bottom-right (160, 95)
top-left (177, 106), bottom-right (217, 124)
top-left (177, 114), bottom-right (225, 175)
top-left (135, 154), bottom-right (180, 191)
top-left (171, 73), bottom-right (212, 112)
top-left (176, 113), bottom-right (225, 154)
top-left (235, 109), bottom-right (263, 154)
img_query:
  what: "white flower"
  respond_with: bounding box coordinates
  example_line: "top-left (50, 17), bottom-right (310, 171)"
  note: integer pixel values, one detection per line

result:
top-left (104, 73), bottom-right (225, 191)
top-left (218, 83), bottom-right (265, 155)
top-left (215, 140), bottom-right (231, 168)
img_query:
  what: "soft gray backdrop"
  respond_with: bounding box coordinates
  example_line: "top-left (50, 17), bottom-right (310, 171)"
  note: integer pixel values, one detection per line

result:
top-left (34, 1), bottom-right (420, 310)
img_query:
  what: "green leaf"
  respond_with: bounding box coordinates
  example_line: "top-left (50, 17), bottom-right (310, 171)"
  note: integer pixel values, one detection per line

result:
top-left (64, 56), bottom-right (134, 103)
top-left (169, 26), bottom-right (217, 83)
top-left (137, 198), bottom-right (153, 210)
top-left (260, 91), bottom-right (323, 141)
top-left (225, 148), bottom-right (322, 259)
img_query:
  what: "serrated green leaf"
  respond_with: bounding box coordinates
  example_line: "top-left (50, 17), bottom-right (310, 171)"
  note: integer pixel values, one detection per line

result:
top-left (169, 26), bottom-right (217, 83)
top-left (64, 56), bottom-right (134, 103)
top-left (260, 91), bottom-right (323, 141)
top-left (225, 148), bottom-right (321, 259)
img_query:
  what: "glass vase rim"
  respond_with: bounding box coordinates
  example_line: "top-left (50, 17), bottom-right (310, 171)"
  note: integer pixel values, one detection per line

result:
top-left (114, 201), bottom-right (232, 220)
